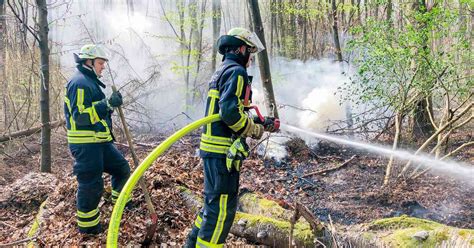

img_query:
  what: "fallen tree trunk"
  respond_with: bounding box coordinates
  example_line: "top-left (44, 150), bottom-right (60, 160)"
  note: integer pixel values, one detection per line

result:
top-left (178, 187), bottom-right (328, 247)
top-left (238, 193), bottom-right (295, 221)
top-left (0, 120), bottom-right (65, 142)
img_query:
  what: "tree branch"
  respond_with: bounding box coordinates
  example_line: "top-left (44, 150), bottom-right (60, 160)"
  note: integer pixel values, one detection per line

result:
top-left (158, 0), bottom-right (187, 47)
top-left (440, 141), bottom-right (474, 161)
top-left (0, 235), bottom-right (38, 247)
top-left (398, 102), bottom-right (473, 177)
top-left (6, 0), bottom-right (40, 42)
top-left (303, 155), bottom-right (358, 178)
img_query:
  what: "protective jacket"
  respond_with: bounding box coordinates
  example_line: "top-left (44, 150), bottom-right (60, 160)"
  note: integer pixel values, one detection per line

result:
top-left (64, 64), bottom-right (113, 144)
top-left (199, 53), bottom-right (252, 158)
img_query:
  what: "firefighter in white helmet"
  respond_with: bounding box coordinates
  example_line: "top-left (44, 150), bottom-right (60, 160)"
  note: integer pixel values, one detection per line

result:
top-left (65, 44), bottom-right (131, 235)
top-left (185, 28), bottom-right (277, 247)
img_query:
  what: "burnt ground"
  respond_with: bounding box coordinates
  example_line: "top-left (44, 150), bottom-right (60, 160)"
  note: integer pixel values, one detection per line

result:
top-left (242, 138), bottom-right (474, 229)
top-left (0, 128), bottom-right (472, 246)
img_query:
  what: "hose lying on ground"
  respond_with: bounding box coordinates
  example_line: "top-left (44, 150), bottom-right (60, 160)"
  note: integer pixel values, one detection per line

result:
top-left (106, 114), bottom-right (220, 247)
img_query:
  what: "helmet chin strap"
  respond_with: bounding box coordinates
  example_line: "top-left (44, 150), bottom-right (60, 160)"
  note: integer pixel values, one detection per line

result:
top-left (91, 59), bottom-right (102, 78)
top-left (82, 59), bottom-right (102, 78)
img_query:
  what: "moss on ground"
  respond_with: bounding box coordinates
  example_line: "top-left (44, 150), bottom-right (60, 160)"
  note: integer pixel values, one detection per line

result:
top-left (369, 215), bottom-right (442, 230)
top-left (239, 193), bottom-right (288, 220)
top-left (365, 216), bottom-right (473, 247)
top-left (27, 199), bottom-right (48, 248)
top-left (234, 212), bottom-right (314, 245)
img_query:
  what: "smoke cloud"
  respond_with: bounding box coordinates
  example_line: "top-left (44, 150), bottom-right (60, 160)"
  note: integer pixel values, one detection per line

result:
top-left (250, 58), bottom-right (350, 132)
top-left (49, 0), bottom-right (352, 133)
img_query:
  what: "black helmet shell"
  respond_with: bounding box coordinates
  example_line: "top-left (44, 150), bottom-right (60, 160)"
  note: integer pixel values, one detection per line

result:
top-left (217, 35), bottom-right (246, 55)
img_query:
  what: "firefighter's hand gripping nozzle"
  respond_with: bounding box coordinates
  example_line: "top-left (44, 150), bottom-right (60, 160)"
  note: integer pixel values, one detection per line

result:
top-left (248, 106), bottom-right (280, 133)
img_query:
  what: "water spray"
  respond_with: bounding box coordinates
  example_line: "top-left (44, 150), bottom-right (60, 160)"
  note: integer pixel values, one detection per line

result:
top-left (281, 124), bottom-right (474, 185)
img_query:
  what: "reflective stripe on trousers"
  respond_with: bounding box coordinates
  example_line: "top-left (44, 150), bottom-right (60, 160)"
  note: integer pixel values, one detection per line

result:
top-left (69, 142), bottom-right (131, 232)
top-left (184, 157), bottom-right (239, 247)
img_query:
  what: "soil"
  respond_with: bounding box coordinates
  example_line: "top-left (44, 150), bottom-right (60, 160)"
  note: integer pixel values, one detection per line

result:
top-left (0, 129), bottom-right (472, 246)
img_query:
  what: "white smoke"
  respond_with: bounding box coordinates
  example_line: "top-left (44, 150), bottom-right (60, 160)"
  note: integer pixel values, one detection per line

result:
top-left (250, 58), bottom-right (351, 132)
top-left (255, 135), bottom-right (289, 161)
top-left (249, 58), bottom-right (352, 161)
top-left (298, 88), bottom-right (346, 132)
top-left (49, 0), bottom-right (209, 131)
top-left (49, 1), bottom-right (352, 134)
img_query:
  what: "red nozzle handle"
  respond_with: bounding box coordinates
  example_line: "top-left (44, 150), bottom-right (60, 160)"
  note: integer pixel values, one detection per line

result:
top-left (273, 118), bottom-right (280, 130)
top-left (249, 106), bottom-right (265, 123)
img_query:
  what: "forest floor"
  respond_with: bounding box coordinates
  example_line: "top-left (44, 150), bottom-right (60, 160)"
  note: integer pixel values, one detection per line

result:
top-left (0, 127), bottom-right (472, 246)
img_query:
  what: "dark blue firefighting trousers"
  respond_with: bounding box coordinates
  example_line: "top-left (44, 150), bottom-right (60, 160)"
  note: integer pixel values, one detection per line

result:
top-left (185, 157), bottom-right (239, 247)
top-left (69, 142), bottom-right (130, 233)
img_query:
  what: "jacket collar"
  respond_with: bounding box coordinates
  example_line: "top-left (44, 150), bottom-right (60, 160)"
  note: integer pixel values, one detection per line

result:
top-left (223, 53), bottom-right (247, 67)
top-left (76, 64), bottom-right (106, 88)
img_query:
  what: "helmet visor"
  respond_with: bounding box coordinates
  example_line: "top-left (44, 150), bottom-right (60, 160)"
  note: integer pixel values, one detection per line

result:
top-left (244, 32), bottom-right (265, 54)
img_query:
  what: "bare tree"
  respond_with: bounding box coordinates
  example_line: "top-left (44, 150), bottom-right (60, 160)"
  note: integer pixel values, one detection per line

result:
top-left (301, 0), bottom-right (308, 61)
top-left (386, 0), bottom-right (393, 24)
top-left (0, 0), bottom-right (6, 130)
top-left (331, 0), bottom-right (343, 62)
top-left (410, 0), bottom-right (434, 140)
top-left (211, 0), bottom-right (221, 72)
top-left (36, 0), bottom-right (51, 173)
top-left (7, 0), bottom-right (52, 172)
top-left (191, 0), bottom-right (207, 104)
top-left (248, 0), bottom-right (279, 118)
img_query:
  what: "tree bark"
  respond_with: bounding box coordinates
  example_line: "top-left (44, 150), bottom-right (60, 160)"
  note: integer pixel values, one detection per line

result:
top-left (211, 0), bottom-right (221, 72)
top-left (374, 1), bottom-right (379, 20)
top-left (0, 0), bottom-right (7, 130)
top-left (273, 0), bottom-right (281, 56)
top-left (247, 0), bottom-right (279, 118)
top-left (191, 0), bottom-right (207, 104)
top-left (356, 0), bottom-right (361, 25)
top-left (302, 0), bottom-right (308, 61)
top-left (331, 0), bottom-right (343, 62)
top-left (35, 0), bottom-right (51, 173)
top-left (364, 0), bottom-right (368, 23)
top-left (184, 0), bottom-right (197, 112)
top-left (270, 0), bottom-right (275, 57)
top-left (289, 0), bottom-right (296, 58)
top-left (277, 0), bottom-right (285, 57)
top-left (386, 0), bottom-right (393, 24)
top-left (340, 0), bottom-right (345, 29)
top-left (383, 112), bottom-right (402, 186)
top-left (411, 97), bottom-right (433, 139)
top-left (410, 0), bottom-right (434, 140)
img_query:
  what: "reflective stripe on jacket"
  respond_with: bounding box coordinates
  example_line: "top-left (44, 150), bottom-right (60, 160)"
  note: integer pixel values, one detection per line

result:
top-left (200, 54), bottom-right (252, 158)
top-left (64, 64), bottom-right (113, 144)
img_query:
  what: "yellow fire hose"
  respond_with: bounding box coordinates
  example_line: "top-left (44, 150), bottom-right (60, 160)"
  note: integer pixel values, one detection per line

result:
top-left (106, 114), bottom-right (220, 247)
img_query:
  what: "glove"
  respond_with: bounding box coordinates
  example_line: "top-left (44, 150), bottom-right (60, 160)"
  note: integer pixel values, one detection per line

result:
top-left (262, 117), bottom-right (278, 132)
top-left (226, 138), bottom-right (249, 172)
top-left (241, 117), bottom-right (264, 139)
top-left (108, 91), bottom-right (123, 108)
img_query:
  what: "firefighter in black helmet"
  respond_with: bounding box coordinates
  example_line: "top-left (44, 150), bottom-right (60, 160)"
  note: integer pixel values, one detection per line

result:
top-left (185, 28), bottom-right (277, 247)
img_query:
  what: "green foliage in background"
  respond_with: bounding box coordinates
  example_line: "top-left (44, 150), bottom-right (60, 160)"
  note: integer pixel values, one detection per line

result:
top-left (343, 6), bottom-right (471, 112)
